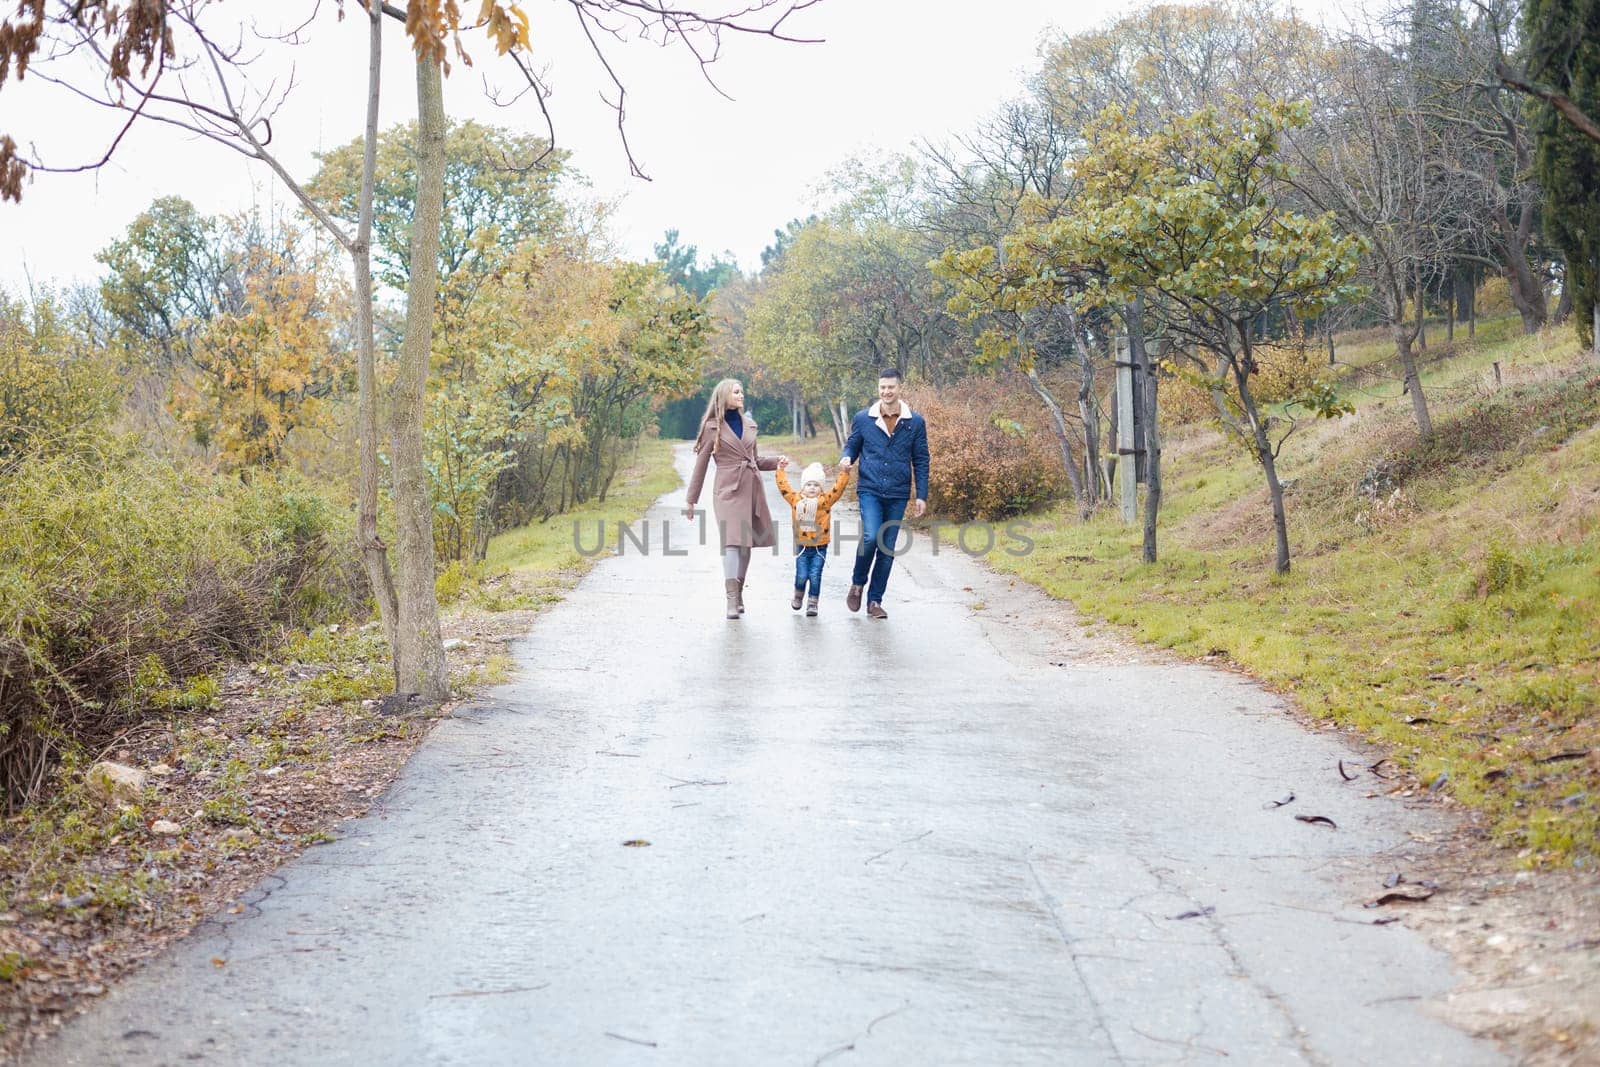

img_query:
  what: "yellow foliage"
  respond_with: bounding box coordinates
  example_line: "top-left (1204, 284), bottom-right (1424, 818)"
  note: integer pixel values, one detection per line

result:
top-left (171, 228), bottom-right (351, 472)
top-left (0, 292), bottom-right (116, 464)
top-left (1476, 275), bottom-right (1515, 317)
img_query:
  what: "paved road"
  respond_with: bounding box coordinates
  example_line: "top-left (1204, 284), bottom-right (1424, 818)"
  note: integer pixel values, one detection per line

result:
top-left (31, 445), bottom-right (1502, 1065)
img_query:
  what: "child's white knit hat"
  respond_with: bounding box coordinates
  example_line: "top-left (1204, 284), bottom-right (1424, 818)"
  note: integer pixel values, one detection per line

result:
top-left (800, 462), bottom-right (826, 486)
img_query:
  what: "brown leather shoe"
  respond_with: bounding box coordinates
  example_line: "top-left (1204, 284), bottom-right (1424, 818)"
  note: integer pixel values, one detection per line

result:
top-left (805, 596), bottom-right (819, 617)
top-left (736, 579), bottom-right (746, 614)
top-left (866, 602), bottom-right (888, 619)
top-left (725, 579), bottom-right (742, 620)
top-left (791, 589), bottom-right (804, 611)
top-left (846, 585), bottom-right (863, 612)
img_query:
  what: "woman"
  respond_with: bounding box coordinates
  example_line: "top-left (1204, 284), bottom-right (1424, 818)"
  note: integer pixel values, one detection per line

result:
top-left (684, 379), bottom-right (787, 620)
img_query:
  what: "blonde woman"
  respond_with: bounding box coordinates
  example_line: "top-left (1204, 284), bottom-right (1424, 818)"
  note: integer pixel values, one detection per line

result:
top-left (684, 379), bottom-right (788, 619)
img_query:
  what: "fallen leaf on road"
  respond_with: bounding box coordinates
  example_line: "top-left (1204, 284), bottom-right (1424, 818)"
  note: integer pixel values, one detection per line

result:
top-left (605, 1032), bottom-right (658, 1048)
top-left (1365, 885), bottom-right (1435, 908)
top-left (1170, 906), bottom-right (1215, 920)
top-left (1265, 792), bottom-right (1295, 809)
top-left (1295, 815), bottom-right (1338, 829)
top-left (621, 839), bottom-right (651, 848)
top-left (210, 957), bottom-right (226, 967)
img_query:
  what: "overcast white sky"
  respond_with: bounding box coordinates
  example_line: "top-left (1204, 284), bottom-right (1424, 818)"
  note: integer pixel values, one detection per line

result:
top-left (0, 1), bottom-right (1316, 291)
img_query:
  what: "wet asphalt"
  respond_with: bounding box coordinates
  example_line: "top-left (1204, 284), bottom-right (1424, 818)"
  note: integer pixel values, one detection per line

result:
top-left (28, 445), bottom-right (1504, 1066)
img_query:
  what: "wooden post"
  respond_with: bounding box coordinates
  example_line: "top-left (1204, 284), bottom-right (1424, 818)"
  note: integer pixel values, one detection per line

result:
top-left (1469, 264), bottom-right (1478, 338)
top-left (1116, 335), bottom-right (1137, 524)
top-left (1493, 361), bottom-right (1502, 387)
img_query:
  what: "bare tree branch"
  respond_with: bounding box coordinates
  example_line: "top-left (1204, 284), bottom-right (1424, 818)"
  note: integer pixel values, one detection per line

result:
top-left (1495, 59), bottom-right (1600, 144)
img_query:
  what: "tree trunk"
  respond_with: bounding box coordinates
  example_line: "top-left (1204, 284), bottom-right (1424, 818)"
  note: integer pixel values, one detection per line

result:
top-left (1103, 392), bottom-right (1117, 499)
top-left (1415, 273), bottom-right (1426, 352)
top-left (1025, 365), bottom-right (1088, 517)
top-left (389, 53), bottom-right (450, 703)
top-left (1468, 263), bottom-right (1478, 338)
top-left (1455, 262), bottom-right (1475, 324)
top-left (354, 0), bottom-right (400, 681)
top-left (1235, 330), bottom-right (1290, 574)
top-left (1130, 298), bottom-right (1160, 563)
top-left (1062, 309), bottom-right (1102, 505)
top-left (1497, 201), bottom-right (1548, 336)
top-left (1392, 287), bottom-right (1433, 438)
top-left (1553, 252), bottom-right (1574, 327)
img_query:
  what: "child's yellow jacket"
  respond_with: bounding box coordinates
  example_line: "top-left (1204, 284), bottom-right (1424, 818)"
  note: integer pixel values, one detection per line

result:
top-left (775, 467), bottom-right (852, 547)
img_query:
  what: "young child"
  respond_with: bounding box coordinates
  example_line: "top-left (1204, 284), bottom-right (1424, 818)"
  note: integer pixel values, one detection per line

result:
top-left (775, 460), bottom-right (852, 616)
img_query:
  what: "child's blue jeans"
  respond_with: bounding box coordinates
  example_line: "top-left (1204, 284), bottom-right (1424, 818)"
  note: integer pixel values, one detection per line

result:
top-left (793, 544), bottom-right (826, 597)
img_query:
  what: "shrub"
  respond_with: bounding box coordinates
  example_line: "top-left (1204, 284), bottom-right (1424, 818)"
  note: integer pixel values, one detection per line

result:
top-left (1163, 341), bottom-right (1338, 428)
top-left (0, 443), bottom-right (360, 806)
top-left (1475, 275), bottom-right (1514, 317)
top-left (0, 295), bottom-right (117, 467)
top-left (914, 376), bottom-right (1069, 522)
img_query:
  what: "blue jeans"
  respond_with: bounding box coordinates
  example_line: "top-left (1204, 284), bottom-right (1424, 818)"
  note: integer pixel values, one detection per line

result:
top-left (793, 545), bottom-right (826, 597)
top-left (851, 493), bottom-right (908, 604)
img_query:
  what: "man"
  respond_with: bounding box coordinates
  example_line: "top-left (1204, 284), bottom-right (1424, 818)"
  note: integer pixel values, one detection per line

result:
top-left (838, 369), bottom-right (930, 620)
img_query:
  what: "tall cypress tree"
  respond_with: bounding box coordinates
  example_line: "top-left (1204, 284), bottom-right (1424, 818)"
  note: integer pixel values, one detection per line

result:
top-left (1525, 0), bottom-right (1600, 349)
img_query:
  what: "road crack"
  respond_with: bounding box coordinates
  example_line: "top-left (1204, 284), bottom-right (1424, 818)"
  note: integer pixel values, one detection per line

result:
top-left (1024, 854), bottom-right (1129, 1065)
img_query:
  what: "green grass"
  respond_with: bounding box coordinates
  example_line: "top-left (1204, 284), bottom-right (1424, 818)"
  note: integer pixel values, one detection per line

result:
top-left (988, 320), bottom-right (1600, 866)
top-left (480, 436), bottom-right (681, 605)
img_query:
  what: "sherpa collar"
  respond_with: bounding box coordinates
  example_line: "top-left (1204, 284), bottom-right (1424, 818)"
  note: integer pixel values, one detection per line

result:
top-left (867, 399), bottom-right (913, 436)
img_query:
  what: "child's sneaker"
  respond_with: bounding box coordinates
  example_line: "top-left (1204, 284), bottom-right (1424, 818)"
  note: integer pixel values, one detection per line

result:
top-left (805, 596), bottom-right (819, 617)
top-left (791, 589), bottom-right (804, 611)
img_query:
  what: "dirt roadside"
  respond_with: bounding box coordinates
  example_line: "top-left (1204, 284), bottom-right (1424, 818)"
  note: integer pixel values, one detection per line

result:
top-left (0, 578), bottom-right (560, 1063)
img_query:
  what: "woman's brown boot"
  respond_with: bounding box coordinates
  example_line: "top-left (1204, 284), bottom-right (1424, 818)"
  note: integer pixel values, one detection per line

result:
top-left (736, 579), bottom-right (746, 614)
top-left (725, 579), bottom-right (742, 620)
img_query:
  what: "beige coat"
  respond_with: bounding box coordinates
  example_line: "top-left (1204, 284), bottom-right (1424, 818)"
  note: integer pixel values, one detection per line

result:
top-left (686, 415), bottom-right (780, 549)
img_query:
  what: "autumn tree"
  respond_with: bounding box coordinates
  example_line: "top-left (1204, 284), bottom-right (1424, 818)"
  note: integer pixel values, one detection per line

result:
top-left (1273, 28), bottom-right (1451, 439)
top-left (1058, 102), bottom-right (1364, 574)
top-left (1402, 0), bottom-right (1549, 335)
top-left (924, 95), bottom-right (1100, 515)
top-left (307, 120), bottom-right (570, 300)
top-left (97, 198), bottom-right (241, 371)
top-left (1, 0), bottom-right (823, 702)
top-left (175, 225), bottom-right (352, 471)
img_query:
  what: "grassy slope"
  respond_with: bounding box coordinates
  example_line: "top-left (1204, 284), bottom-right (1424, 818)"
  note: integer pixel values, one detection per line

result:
top-left (479, 436), bottom-right (683, 595)
top-left (986, 318), bottom-right (1600, 864)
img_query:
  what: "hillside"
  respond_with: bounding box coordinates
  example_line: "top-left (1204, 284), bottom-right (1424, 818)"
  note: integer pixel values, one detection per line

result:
top-left (987, 316), bottom-right (1600, 864)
